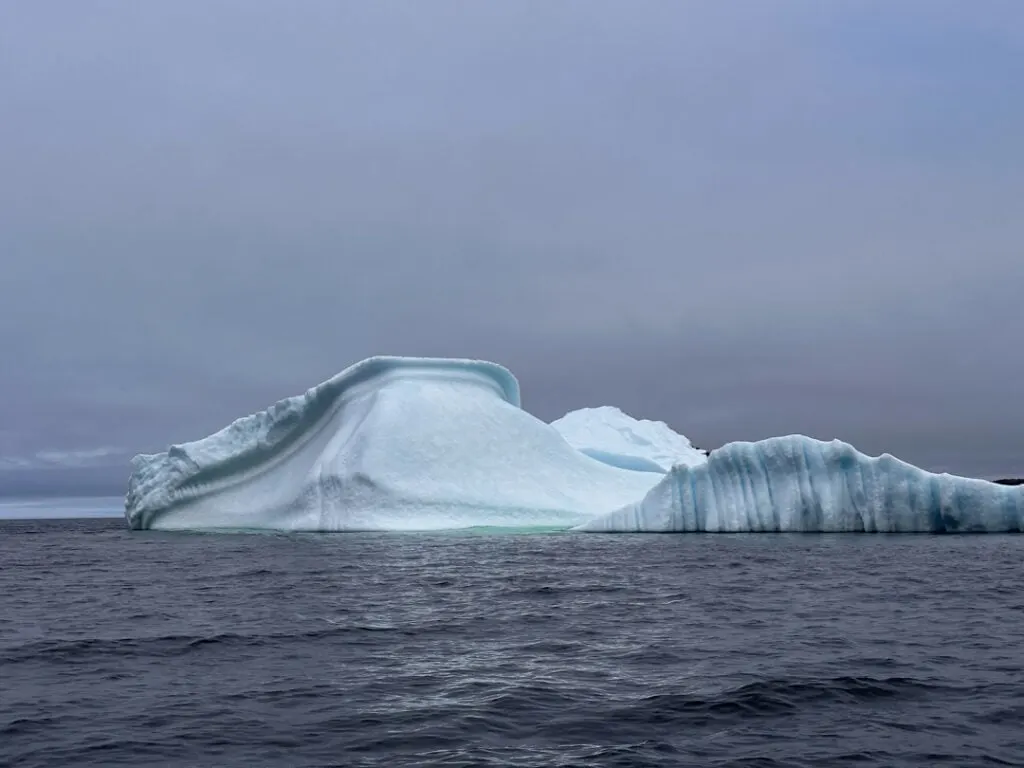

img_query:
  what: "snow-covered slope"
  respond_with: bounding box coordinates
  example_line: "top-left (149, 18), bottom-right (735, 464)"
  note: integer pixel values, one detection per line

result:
top-left (551, 406), bottom-right (707, 473)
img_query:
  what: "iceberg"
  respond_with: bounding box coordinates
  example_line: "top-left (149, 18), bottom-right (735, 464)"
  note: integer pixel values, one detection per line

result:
top-left (551, 406), bottom-right (707, 473)
top-left (575, 435), bottom-right (1024, 533)
top-left (125, 357), bottom-right (662, 531)
top-left (126, 355), bottom-right (1023, 534)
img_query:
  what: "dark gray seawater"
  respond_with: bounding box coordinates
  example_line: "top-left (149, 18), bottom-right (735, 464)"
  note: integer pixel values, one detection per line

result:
top-left (3, 516), bottom-right (1024, 768)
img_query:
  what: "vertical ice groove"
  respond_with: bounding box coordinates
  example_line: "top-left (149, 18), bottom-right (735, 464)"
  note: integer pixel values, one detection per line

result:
top-left (706, 453), bottom-right (720, 531)
top-left (753, 444), bottom-right (767, 529)
top-left (798, 442), bottom-right (815, 532)
top-left (687, 466), bottom-right (699, 532)
top-left (760, 442), bottom-right (781, 532)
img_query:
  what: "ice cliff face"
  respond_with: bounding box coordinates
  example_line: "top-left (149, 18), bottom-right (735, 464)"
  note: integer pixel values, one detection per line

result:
top-left (126, 356), bottom-right (1023, 533)
top-left (575, 435), bottom-right (1024, 533)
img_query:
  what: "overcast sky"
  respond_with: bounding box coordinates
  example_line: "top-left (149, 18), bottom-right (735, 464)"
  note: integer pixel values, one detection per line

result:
top-left (1, 0), bottom-right (1022, 483)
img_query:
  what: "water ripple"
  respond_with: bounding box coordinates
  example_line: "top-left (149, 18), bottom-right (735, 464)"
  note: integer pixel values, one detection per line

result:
top-left (2, 519), bottom-right (1023, 767)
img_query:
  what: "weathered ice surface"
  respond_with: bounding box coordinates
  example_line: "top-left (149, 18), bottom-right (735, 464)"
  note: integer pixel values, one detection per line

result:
top-left (576, 435), bottom-right (1024, 533)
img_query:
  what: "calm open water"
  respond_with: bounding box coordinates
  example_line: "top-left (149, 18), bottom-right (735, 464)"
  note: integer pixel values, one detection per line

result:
top-left (2, 511), bottom-right (1023, 767)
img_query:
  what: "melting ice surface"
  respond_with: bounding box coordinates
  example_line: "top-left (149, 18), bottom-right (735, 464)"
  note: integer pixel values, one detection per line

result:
top-left (126, 356), bottom-right (1024, 532)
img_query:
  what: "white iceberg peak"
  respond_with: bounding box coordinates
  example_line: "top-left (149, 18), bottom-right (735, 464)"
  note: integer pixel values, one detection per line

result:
top-left (551, 405), bottom-right (707, 473)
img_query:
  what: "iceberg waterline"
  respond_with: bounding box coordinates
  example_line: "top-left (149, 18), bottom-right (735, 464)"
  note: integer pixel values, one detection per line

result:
top-left (126, 356), bottom-right (1023, 532)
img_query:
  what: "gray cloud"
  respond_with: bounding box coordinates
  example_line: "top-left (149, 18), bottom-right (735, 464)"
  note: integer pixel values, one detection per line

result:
top-left (0, 447), bottom-right (124, 471)
top-left (1, 0), bottom-right (1022, 481)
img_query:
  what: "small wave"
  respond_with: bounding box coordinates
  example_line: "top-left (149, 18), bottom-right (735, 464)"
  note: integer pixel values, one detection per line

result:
top-left (0, 716), bottom-right (61, 738)
top-left (0, 625), bottom-right (415, 665)
top-left (632, 675), bottom-right (941, 718)
top-left (537, 675), bottom-right (953, 740)
top-left (500, 583), bottom-right (634, 598)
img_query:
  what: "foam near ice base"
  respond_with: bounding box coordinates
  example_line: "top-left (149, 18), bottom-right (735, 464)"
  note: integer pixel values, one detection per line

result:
top-left (575, 435), bottom-right (1024, 533)
top-left (126, 357), bottom-right (661, 531)
top-left (551, 406), bottom-right (707, 473)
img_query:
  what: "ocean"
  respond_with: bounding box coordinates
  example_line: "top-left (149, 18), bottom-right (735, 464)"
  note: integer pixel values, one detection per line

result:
top-left (2, 501), bottom-right (1023, 767)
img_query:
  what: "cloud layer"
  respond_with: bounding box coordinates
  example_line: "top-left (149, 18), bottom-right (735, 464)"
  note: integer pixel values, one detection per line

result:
top-left (1, 1), bottom-right (1022, 479)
